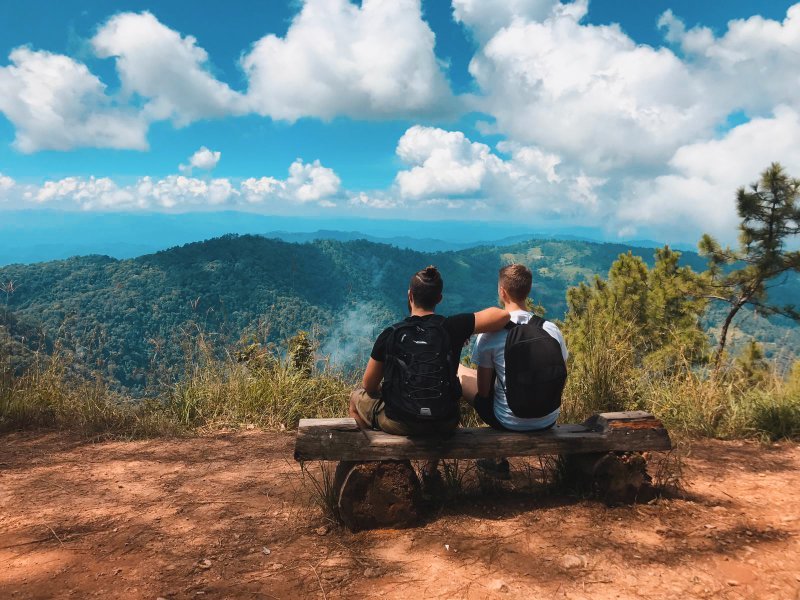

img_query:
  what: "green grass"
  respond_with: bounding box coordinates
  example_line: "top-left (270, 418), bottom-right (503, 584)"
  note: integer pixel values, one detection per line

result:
top-left (2, 328), bottom-right (798, 442)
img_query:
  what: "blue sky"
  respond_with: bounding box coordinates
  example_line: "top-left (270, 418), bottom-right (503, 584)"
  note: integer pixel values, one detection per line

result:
top-left (1, 0), bottom-right (799, 244)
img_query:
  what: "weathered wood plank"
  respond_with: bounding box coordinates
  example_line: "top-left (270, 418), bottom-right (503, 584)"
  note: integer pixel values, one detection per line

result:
top-left (294, 412), bottom-right (672, 462)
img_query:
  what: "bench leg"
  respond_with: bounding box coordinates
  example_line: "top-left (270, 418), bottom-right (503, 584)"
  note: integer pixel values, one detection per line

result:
top-left (564, 451), bottom-right (654, 504)
top-left (333, 460), bottom-right (423, 532)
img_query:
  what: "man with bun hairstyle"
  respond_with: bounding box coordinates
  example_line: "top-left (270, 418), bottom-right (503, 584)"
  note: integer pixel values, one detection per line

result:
top-left (350, 265), bottom-right (510, 436)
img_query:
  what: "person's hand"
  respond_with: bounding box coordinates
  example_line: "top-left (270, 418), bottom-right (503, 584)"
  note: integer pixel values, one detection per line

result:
top-left (349, 396), bottom-right (369, 429)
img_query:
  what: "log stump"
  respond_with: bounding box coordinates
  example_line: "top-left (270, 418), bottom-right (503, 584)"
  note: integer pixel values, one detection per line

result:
top-left (566, 451), bottom-right (654, 504)
top-left (333, 460), bottom-right (423, 531)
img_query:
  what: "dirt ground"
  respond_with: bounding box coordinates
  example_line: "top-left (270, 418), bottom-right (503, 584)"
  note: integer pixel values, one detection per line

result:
top-left (1, 431), bottom-right (799, 600)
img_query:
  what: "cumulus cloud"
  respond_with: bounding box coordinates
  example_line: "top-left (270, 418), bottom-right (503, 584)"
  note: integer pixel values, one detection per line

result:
top-left (466, 5), bottom-right (708, 171)
top-left (463, 2), bottom-right (800, 175)
top-left (1, 4), bottom-right (456, 152)
top-left (394, 125), bottom-right (602, 213)
top-left (0, 173), bottom-right (14, 192)
top-left (0, 48), bottom-right (147, 152)
top-left (452, 0), bottom-right (560, 41)
top-left (179, 146), bottom-right (221, 173)
top-left (242, 159), bottom-right (341, 205)
top-left (348, 191), bottom-right (400, 210)
top-left (241, 0), bottom-right (453, 120)
top-left (12, 157), bottom-right (340, 211)
top-left (92, 12), bottom-right (246, 123)
top-left (657, 5), bottom-right (800, 117)
top-left (618, 106), bottom-right (800, 239)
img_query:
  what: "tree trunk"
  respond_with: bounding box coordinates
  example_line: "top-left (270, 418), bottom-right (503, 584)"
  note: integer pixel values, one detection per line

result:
top-left (714, 301), bottom-right (744, 372)
top-left (564, 452), bottom-right (654, 504)
top-left (333, 460), bottom-right (422, 532)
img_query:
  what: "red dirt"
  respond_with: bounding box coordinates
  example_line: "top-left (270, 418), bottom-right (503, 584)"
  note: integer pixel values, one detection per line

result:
top-left (1, 431), bottom-right (799, 599)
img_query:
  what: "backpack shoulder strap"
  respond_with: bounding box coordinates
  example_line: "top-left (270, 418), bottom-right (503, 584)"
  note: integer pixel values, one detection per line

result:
top-left (526, 314), bottom-right (545, 328)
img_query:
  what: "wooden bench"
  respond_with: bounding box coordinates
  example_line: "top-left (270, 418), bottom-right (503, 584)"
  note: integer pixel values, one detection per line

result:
top-left (295, 411), bottom-right (672, 530)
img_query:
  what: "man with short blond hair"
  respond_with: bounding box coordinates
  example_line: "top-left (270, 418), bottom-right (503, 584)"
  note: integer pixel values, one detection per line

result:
top-left (459, 263), bottom-right (568, 477)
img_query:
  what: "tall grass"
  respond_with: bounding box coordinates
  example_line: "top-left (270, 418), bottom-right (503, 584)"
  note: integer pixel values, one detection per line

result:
top-left (1, 319), bottom-right (797, 441)
top-left (561, 325), bottom-right (800, 441)
top-left (1, 332), bottom-right (352, 437)
top-left (165, 333), bottom-right (350, 430)
top-left (0, 348), bottom-right (178, 437)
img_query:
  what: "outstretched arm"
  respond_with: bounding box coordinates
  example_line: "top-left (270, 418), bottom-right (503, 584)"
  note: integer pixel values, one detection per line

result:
top-left (473, 307), bottom-right (510, 334)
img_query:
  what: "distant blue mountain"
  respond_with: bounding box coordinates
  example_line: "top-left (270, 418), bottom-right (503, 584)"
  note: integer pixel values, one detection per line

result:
top-left (0, 209), bottom-right (694, 265)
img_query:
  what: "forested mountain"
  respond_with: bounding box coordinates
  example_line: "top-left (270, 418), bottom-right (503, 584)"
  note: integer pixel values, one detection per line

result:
top-left (2, 234), bottom-right (798, 393)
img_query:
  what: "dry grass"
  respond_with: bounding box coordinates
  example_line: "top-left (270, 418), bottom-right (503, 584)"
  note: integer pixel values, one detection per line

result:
top-left (0, 333), bottom-right (352, 437)
top-left (1, 323), bottom-right (797, 442)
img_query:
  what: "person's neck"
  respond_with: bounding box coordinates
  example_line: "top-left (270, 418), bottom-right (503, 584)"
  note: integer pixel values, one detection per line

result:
top-left (410, 308), bottom-right (435, 317)
top-left (504, 301), bottom-right (526, 312)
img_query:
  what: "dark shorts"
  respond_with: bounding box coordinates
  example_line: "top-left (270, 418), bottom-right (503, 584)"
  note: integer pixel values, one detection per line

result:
top-left (472, 394), bottom-right (556, 432)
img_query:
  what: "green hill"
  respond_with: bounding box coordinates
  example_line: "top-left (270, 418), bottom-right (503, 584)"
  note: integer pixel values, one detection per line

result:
top-left (1, 234), bottom-right (797, 393)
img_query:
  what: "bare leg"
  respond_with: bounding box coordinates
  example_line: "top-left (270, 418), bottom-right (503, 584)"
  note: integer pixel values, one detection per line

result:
top-left (458, 364), bottom-right (478, 405)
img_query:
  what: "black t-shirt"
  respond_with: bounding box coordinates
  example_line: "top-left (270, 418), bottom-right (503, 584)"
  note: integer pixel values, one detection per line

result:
top-left (370, 313), bottom-right (476, 376)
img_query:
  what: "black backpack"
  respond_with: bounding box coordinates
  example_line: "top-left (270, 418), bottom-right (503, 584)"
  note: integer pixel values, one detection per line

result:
top-left (382, 315), bottom-right (460, 422)
top-left (500, 316), bottom-right (567, 419)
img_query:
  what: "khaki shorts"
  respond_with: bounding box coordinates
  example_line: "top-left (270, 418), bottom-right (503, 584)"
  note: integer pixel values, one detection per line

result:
top-left (350, 388), bottom-right (459, 437)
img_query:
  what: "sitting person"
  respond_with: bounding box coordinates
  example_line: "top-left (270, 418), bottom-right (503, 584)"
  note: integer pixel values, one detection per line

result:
top-left (349, 265), bottom-right (510, 436)
top-left (459, 263), bottom-right (568, 477)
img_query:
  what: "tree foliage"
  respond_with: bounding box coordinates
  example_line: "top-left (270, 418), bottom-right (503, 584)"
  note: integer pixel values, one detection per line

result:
top-left (566, 247), bottom-right (708, 374)
top-left (700, 162), bottom-right (800, 368)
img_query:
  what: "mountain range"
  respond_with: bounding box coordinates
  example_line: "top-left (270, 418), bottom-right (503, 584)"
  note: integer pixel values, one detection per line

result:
top-left (1, 234), bottom-right (797, 393)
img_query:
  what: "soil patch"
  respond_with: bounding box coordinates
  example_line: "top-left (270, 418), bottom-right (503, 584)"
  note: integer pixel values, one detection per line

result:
top-left (1, 432), bottom-right (799, 599)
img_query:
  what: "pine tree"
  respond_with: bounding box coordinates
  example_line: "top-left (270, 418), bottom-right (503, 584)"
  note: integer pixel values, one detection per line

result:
top-left (699, 162), bottom-right (800, 370)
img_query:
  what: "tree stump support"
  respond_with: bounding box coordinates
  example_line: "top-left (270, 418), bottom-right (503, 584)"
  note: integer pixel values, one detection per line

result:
top-left (296, 411), bottom-right (671, 530)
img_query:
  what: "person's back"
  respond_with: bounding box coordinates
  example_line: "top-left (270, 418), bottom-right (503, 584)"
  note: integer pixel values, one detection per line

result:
top-left (458, 263), bottom-right (568, 477)
top-left (349, 265), bottom-right (510, 436)
top-left (473, 308), bottom-right (567, 431)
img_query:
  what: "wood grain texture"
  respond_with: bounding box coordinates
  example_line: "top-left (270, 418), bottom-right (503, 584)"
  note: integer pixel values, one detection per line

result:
top-left (294, 412), bottom-right (672, 461)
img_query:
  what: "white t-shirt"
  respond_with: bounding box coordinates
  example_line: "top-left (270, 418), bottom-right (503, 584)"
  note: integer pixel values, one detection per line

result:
top-left (472, 310), bottom-right (568, 431)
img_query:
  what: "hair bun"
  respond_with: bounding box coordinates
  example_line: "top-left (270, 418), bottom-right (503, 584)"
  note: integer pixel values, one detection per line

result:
top-left (422, 265), bottom-right (438, 278)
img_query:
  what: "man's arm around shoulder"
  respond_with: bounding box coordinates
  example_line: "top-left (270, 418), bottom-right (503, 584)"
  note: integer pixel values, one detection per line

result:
top-left (473, 307), bottom-right (510, 334)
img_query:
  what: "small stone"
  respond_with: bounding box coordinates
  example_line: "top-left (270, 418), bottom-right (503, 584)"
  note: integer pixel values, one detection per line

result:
top-left (271, 563), bottom-right (284, 570)
top-left (246, 424), bottom-right (255, 430)
top-left (198, 559), bottom-right (212, 570)
top-left (315, 526), bottom-right (329, 536)
top-left (560, 554), bottom-right (587, 570)
top-left (157, 597), bottom-right (168, 600)
top-left (262, 547), bottom-right (271, 555)
top-left (489, 580), bottom-right (509, 593)
top-left (363, 567), bottom-right (384, 578)
top-left (726, 580), bottom-right (739, 587)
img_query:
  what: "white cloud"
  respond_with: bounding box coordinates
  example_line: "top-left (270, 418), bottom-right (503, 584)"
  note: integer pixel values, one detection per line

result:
top-left (28, 174), bottom-right (240, 210)
top-left (348, 191), bottom-right (400, 210)
top-left (394, 125), bottom-right (601, 213)
top-left (466, 6), bottom-right (707, 171)
top-left (0, 48), bottom-right (147, 152)
top-left (92, 12), bottom-right (246, 124)
top-left (242, 159), bottom-right (341, 205)
top-left (241, 0), bottom-right (453, 121)
top-left (464, 2), bottom-right (800, 175)
top-left (0, 173), bottom-right (14, 193)
top-left (452, 0), bottom-right (560, 42)
top-left (657, 5), bottom-right (800, 117)
top-left (396, 126), bottom-right (496, 198)
top-left (618, 107), bottom-right (800, 239)
top-left (180, 146), bottom-right (221, 173)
